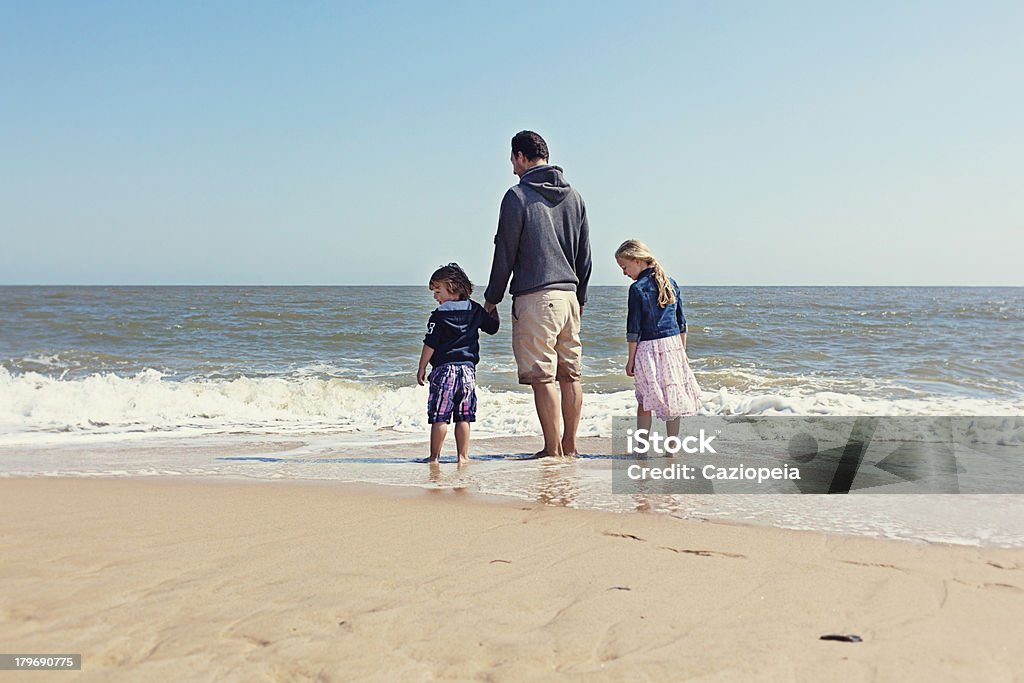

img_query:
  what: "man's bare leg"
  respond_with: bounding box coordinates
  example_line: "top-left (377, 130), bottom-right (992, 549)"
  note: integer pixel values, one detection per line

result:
top-left (454, 421), bottom-right (470, 463)
top-left (429, 422), bottom-right (447, 461)
top-left (559, 379), bottom-right (582, 456)
top-left (532, 382), bottom-right (563, 457)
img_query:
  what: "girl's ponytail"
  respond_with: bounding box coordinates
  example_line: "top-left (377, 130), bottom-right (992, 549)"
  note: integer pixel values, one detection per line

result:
top-left (615, 239), bottom-right (676, 309)
top-left (651, 261), bottom-right (676, 308)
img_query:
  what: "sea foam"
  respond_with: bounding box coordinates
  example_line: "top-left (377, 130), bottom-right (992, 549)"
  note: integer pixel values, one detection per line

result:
top-left (1, 367), bottom-right (1021, 446)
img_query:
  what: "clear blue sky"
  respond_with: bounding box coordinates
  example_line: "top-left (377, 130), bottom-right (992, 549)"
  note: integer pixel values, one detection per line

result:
top-left (2, 1), bottom-right (1021, 286)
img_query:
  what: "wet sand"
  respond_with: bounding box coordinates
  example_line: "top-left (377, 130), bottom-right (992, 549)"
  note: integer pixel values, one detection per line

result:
top-left (1, 477), bottom-right (1023, 681)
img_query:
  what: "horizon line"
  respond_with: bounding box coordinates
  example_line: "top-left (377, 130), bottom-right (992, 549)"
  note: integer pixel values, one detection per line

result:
top-left (1, 283), bottom-right (1021, 289)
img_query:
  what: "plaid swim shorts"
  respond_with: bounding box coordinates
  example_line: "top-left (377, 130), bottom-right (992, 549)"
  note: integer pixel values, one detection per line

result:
top-left (427, 362), bottom-right (477, 424)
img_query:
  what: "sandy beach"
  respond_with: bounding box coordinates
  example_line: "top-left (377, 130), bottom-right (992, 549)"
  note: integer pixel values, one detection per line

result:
top-left (2, 477), bottom-right (1023, 682)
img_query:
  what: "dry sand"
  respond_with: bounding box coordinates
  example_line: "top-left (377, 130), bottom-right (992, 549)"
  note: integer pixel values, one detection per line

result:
top-left (2, 477), bottom-right (1023, 682)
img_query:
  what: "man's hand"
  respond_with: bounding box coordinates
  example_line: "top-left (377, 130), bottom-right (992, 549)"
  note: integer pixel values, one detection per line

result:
top-left (484, 301), bottom-right (496, 314)
top-left (417, 367), bottom-right (427, 386)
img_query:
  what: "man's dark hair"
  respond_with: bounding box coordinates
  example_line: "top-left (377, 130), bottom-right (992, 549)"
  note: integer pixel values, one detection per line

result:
top-left (429, 263), bottom-right (473, 300)
top-left (511, 130), bottom-right (549, 162)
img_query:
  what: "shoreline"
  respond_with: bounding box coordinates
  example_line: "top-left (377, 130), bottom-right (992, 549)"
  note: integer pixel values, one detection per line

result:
top-left (2, 477), bottom-right (1024, 681)
top-left (4, 431), bottom-right (1024, 549)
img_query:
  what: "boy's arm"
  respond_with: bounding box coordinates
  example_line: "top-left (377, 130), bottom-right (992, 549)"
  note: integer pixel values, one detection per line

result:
top-left (419, 311), bottom-right (442, 385)
top-left (480, 305), bottom-right (500, 335)
top-left (417, 345), bottom-right (434, 386)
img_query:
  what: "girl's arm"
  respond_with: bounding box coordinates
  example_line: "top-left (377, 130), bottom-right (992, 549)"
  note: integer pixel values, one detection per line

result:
top-left (675, 285), bottom-right (688, 354)
top-left (625, 286), bottom-right (642, 377)
top-left (417, 345), bottom-right (434, 385)
top-left (626, 285), bottom-right (642, 344)
top-left (626, 341), bottom-right (637, 376)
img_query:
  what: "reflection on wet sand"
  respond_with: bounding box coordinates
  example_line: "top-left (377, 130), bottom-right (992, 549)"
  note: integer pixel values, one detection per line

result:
top-left (535, 459), bottom-right (579, 507)
top-left (631, 494), bottom-right (687, 515)
top-left (426, 459), bottom-right (472, 493)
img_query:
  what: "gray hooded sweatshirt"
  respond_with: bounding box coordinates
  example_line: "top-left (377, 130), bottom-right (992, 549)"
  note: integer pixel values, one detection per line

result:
top-left (484, 165), bottom-right (592, 307)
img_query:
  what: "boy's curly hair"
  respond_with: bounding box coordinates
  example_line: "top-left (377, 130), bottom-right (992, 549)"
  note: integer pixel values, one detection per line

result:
top-left (429, 263), bottom-right (473, 300)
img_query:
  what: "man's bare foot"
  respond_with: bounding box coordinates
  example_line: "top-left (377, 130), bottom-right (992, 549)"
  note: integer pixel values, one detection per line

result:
top-left (457, 456), bottom-right (469, 465)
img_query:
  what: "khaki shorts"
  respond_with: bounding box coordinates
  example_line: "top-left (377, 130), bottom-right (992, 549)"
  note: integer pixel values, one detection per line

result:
top-left (511, 289), bottom-right (582, 384)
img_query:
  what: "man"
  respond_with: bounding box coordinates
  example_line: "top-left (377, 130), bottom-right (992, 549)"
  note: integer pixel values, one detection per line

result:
top-left (484, 131), bottom-right (592, 458)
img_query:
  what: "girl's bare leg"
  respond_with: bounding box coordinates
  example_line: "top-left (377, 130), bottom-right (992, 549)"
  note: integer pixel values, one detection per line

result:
top-left (429, 422), bottom-right (447, 461)
top-left (635, 407), bottom-right (653, 457)
top-left (454, 421), bottom-right (470, 463)
top-left (636, 406), bottom-right (653, 433)
top-left (666, 416), bottom-right (681, 439)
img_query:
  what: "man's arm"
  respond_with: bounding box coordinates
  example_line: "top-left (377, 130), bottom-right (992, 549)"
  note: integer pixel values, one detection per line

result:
top-left (574, 198), bottom-right (592, 308)
top-left (484, 189), bottom-right (524, 308)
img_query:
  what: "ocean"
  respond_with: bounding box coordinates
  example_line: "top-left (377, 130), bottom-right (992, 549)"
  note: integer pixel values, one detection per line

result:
top-left (2, 286), bottom-right (1023, 546)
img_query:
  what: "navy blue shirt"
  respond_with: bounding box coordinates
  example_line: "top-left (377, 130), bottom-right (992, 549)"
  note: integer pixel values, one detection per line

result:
top-left (423, 300), bottom-right (500, 367)
top-left (626, 268), bottom-right (687, 342)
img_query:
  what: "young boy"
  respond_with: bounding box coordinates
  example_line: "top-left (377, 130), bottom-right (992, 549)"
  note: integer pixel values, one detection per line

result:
top-left (416, 263), bottom-right (500, 463)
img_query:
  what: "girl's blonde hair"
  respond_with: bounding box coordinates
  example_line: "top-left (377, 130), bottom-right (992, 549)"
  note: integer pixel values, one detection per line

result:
top-left (614, 239), bottom-right (676, 308)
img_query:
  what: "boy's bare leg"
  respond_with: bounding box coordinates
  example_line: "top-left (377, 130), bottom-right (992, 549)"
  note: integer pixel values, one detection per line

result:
top-left (454, 421), bottom-right (470, 463)
top-left (531, 382), bottom-right (563, 457)
top-left (559, 379), bottom-right (582, 457)
top-left (429, 422), bottom-right (447, 461)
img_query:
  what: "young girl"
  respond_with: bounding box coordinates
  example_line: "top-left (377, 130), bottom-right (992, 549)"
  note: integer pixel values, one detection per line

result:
top-left (615, 240), bottom-right (701, 438)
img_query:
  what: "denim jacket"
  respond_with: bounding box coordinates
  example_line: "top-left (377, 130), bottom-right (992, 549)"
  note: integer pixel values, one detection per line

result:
top-left (626, 268), bottom-right (687, 342)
